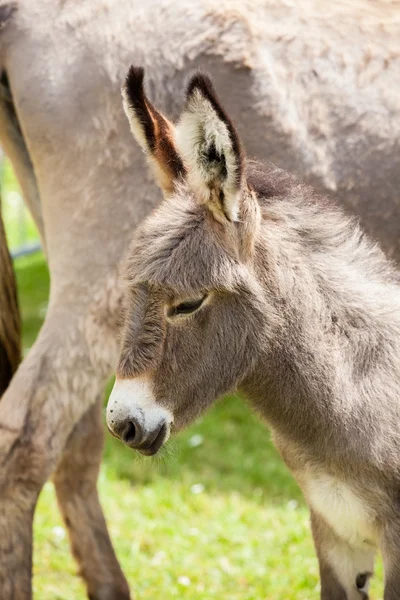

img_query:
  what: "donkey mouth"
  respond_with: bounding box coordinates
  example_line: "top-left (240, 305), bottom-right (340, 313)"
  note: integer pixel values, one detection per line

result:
top-left (137, 422), bottom-right (168, 456)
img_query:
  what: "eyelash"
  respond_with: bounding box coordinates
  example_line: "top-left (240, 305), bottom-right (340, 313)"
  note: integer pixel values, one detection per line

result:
top-left (167, 295), bottom-right (207, 318)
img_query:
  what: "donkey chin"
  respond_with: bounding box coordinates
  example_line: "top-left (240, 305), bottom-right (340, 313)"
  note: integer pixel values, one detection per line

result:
top-left (106, 378), bottom-right (173, 456)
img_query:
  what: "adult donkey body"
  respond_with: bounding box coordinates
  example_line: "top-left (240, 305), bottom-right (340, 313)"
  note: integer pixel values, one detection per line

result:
top-left (0, 0), bottom-right (398, 598)
top-left (108, 67), bottom-right (400, 600)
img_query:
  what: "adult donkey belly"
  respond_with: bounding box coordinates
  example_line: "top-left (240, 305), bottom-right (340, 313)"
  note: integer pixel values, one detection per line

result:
top-left (2, 0), bottom-right (399, 270)
top-left (189, 2), bottom-right (400, 261)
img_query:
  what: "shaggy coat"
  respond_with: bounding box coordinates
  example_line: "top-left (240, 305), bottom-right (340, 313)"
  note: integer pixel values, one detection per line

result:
top-left (0, 1), bottom-right (399, 598)
top-left (107, 67), bottom-right (400, 600)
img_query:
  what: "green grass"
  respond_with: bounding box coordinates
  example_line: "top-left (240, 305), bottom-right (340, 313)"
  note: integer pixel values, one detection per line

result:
top-left (2, 159), bottom-right (38, 250)
top-left (12, 254), bottom-right (385, 600)
top-left (5, 160), bottom-right (385, 598)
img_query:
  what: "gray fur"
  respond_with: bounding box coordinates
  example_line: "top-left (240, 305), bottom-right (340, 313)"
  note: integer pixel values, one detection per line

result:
top-left (113, 69), bottom-right (400, 599)
top-left (0, 0), bottom-right (399, 597)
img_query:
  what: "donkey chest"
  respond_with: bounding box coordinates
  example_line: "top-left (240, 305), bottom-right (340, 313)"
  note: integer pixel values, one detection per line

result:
top-left (302, 472), bottom-right (378, 548)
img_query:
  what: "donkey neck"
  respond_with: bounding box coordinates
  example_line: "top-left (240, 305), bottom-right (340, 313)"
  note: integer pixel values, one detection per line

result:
top-left (241, 194), bottom-right (400, 454)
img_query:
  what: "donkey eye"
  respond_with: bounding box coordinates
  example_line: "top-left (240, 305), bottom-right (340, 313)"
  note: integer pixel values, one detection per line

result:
top-left (168, 295), bottom-right (207, 318)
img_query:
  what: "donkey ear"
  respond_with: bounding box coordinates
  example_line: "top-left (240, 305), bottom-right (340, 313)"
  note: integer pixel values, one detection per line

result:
top-left (122, 66), bottom-right (186, 196)
top-left (175, 73), bottom-right (244, 222)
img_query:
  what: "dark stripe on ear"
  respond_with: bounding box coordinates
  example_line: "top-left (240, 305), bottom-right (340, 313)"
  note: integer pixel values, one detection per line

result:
top-left (125, 65), bottom-right (156, 152)
top-left (125, 65), bottom-right (186, 180)
top-left (185, 72), bottom-right (243, 186)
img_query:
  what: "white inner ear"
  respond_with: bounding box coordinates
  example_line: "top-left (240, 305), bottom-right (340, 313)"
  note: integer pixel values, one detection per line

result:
top-left (121, 85), bottom-right (149, 154)
top-left (175, 89), bottom-right (241, 222)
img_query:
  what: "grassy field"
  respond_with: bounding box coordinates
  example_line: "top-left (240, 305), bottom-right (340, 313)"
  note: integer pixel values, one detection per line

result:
top-left (2, 159), bottom-right (38, 250)
top-left (5, 164), bottom-right (385, 598)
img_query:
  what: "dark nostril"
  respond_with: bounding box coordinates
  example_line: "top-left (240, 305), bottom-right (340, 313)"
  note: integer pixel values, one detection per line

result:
top-left (120, 418), bottom-right (143, 447)
top-left (123, 421), bottom-right (136, 444)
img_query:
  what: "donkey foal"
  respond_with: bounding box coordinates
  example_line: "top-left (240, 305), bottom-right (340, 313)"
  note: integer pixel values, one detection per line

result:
top-left (107, 66), bottom-right (400, 599)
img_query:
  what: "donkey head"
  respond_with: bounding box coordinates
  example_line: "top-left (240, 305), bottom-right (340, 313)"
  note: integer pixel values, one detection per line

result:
top-left (107, 67), bottom-right (269, 455)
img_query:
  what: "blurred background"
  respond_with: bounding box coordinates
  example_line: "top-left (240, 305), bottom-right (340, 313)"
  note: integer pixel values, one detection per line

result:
top-left (1, 153), bottom-right (384, 599)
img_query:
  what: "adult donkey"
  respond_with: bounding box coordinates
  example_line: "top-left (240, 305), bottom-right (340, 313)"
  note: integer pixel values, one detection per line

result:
top-left (108, 66), bottom-right (400, 600)
top-left (0, 0), bottom-right (398, 598)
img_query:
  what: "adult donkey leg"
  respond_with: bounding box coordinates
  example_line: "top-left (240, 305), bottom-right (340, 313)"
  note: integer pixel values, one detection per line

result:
top-left (53, 398), bottom-right (130, 600)
top-left (0, 295), bottom-right (126, 599)
top-left (310, 511), bottom-right (375, 600)
top-left (0, 348), bottom-right (55, 599)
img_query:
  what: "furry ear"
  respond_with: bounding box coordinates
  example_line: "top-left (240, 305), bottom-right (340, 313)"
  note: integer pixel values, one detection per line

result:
top-left (122, 66), bottom-right (186, 196)
top-left (175, 73), bottom-right (244, 222)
